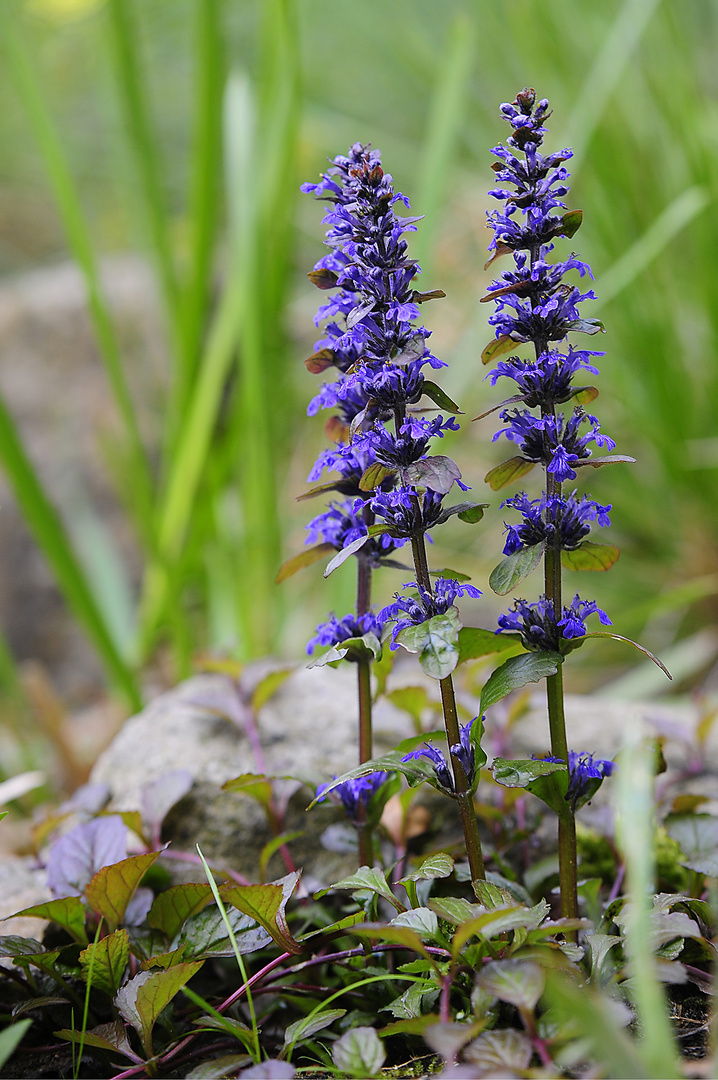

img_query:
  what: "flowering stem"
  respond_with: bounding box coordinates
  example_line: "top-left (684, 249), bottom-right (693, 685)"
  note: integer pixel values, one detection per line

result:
top-left (356, 547), bottom-right (374, 867)
top-left (410, 531), bottom-right (485, 882)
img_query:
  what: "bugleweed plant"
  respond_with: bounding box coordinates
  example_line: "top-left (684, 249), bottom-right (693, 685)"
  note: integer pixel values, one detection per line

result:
top-left (0, 89), bottom-right (713, 1080)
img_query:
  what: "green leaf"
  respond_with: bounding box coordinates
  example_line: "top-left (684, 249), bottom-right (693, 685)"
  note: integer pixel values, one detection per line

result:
top-left (421, 381), bottom-right (462, 413)
top-left (492, 757), bottom-right (567, 789)
top-left (489, 541), bottom-right (545, 596)
top-left (566, 317), bottom-right (606, 335)
top-left (562, 541), bottom-right (620, 571)
top-left (307, 737), bottom-right (442, 809)
top-left (222, 772), bottom-right (273, 808)
top-left (457, 627), bottom-right (520, 665)
top-left (403, 455), bottom-right (461, 495)
top-left (275, 543), bottom-right (334, 584)
top-left (480, 651), bottom-right (562, 713)
top-left (576, 454), bottom-right (636, 468)
top-left (85, 850), bottom-right (162, 933)
top-left (558, 208), bottom-right (583, 238)
top-left (666, 814), bottom-right (718, 877)
top-left (476, 958), bottom-right (545, 1010)
top-left (396, 607), bottom-right (461, 680)
top-left (307, 632), bottom-right (381, 669)
top-left (0, 936), bottom-right (46, 958)
top-left (571, 385), bottom-right (599, 405)
top-left (295, 480), bottom-right (345, 501)
top-left (251, 667), bottom-right (293, 712)
top-left (178, 905), bottom-right (271, 960)
top-left (451, 902), bottom-right (550, 958)
top-left (283, 1008), bottom-right (346, 1051)
top-left (429, 897), bottom-right (483, 925)
top-left (332, 1026), bottom-right (386, 1077)
top-left (484, 456), bottom-right (535, 491)
top-left (12, 897), bottom-right (88, 945)
top-left (115, 961), bottom-right (204, 1057)
top-left (350, 923), bottom-right (434, 962)
top-left (579, 632), bottom-right (672, 679)
top-left (400, 853), bottom-right (454, 884)
top-left (0, 1020), bottom-right (32, 1071)
top-left (323, 534), bottom-right (371, 577)
top-left (359, 463), bottom-right (396, 491)
top-left (481, 334), bottom-right (514, 365)
top-left (457, 503), bottom-right (487, 523)
top-left (220, 871), bottom-right (303, 954)
top-left (79, 928), bottom-right (130, 996)
top-left (147, 883), bottom-right (215, 941)
top-left (386, 685), bottom-right (435, 726)
top-left (391, 907), bottom-right (440, 940)
top-left (259, 830), bottom-right (304, 882)
top-left (184, 1055), bottom-right (253, 1079)
top-left (320, 867), bottom-right (404, 912)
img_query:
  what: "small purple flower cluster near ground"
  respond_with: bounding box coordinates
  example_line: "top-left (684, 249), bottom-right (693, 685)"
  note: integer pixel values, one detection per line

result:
top-left (315, 772), bottom-right (389, 824)
top-left (485, 88), bottom-right (616, 653)
top-left (303, 142), bottom-right (478, 656)
top-left (402, 717), bottom-right (480, 794)
top-left (544, 751), bottom-right (615, 811)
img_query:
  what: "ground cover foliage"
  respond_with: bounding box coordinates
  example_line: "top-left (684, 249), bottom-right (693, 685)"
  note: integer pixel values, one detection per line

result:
top-left (0, 2), bottom-right (715, 1078)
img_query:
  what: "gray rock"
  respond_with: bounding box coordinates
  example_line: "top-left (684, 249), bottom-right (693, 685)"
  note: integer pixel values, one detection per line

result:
top-left (0, 857), bottom-right (51, 961)
top-left (89, 666), bottom-right (409, 887)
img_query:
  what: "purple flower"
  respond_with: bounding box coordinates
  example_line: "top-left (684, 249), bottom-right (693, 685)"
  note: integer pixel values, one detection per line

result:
top-left (543, 751), bottom-right (615, 811)
top-left (501, 490), bottom-right (611, 555)
top-left (497, 593), bottom-right (611, 652)
top-left (381, 578), bottom-right (482, 645)
top-left (306, 611), bottom-right (384, 656)
top-left (402, 717), bottom-right (480, 793)
top-left (494, 407), bottom-right (615, 482)
top-left (487, 347), bottom-right (602, 408)
top-left (305, 500), bottom-right (403, 563)
top-left (316, 771), bottom-right (389, 824)
top-left (369, 486), bottom-right (445, 537)
top-left (352, 415), bottom-right (459, 470)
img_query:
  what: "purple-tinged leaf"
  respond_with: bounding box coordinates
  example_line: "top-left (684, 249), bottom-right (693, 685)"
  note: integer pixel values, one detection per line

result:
top-left (141, 770), bottom-right (193, 840)
top-left (85, 850), bottom-right (162, 932)
top-left (186, 1055), bottom-right (253, 1079)
top-left (295, 481), bottom-right (345, 501)
top-left (276, 543), bottom-right (334, 584)
top-left (11, 898), bottom-right (88, 945)
top-left (46, 816), bottom-right (127, 899)
top-left (472, 393), bottom-right (523, 422)
top-left (571, 385), bottom-right (599, 405)
top-left (304, 348), bottom-right (335, 374)
top-left (251, 668), bottom-right (294, 712)
top-left (307, 268), bottom-right (338, 290)
top-left (403, 455), bottom-right (461, 495)
top-left (323, 533), bottom-right (371, 577)
top-left (55, 1021), bottom-right (138, 1061)
top-left (484, 456), bottom-right (535, 491)
top-left (481, 334), bottom-right (515, 365)
top-left (332, 1026), bottom-right (386, 1076)
top-left (0, 936), bottom-right (46, 957)
top-left (60, 782), bottom-right (111, 815)
top-left (115, 962), bottom-right (203, 1055)
top-left (411, 288), bottom-right (446, 303)
top-left (220, 871), bottom-right (303, 954)
top-left (483, 242), bottom-right (513, 271)
top-left (124, 887), bottom-right (154, 927)
top-left (423, 1021), bottom-right (477, 1062)
top-left (238, 1062), bottom-right (296, 1079)
top-left (79, 928), bottom-right (129, 996)
top-left (463, 1028), bottom-right (533, 1071)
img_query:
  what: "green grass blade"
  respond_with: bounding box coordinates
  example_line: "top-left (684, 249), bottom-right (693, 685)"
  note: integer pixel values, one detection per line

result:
top-left (413, 13), bottom-right (474, 279)
top-left (594, 185), bottom-right (709, 310)
top-left (559, 0), bottom-right (661, 170)
top-left (616, 728), bottom-right (679, 1079)
top-left (105, 0), bottom-right (182, 356)
top-left (2, 11), bottom-right (156, 553)
top-left (0, 394), bottom-right (140, 708)
top-left (175, 0), bottom-right (226, 420)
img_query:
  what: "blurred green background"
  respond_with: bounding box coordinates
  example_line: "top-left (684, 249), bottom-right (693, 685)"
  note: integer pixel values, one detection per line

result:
top-left (0, 0), bottom-right (717, 734)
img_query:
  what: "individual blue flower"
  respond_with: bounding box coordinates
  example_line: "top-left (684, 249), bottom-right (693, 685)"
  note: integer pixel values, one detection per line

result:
top-left (305, 500), bottom-right (402, 562)
top-left (497, 593), bottom-right (611, 652)
top-left (369, 486), bottom-right (445, 537)
top-left (501, 490), bottom-right (612, 555)
top-left (381, 578), bottom-right (482, 645)
top-left (543, 751), bottom-right (615, 811)
top-left (306, 611), bottom-right (384, 656)
top-left (316, 771), bottom-right (389, 825)
top-left (402, 717), bottom-right (480, 793)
